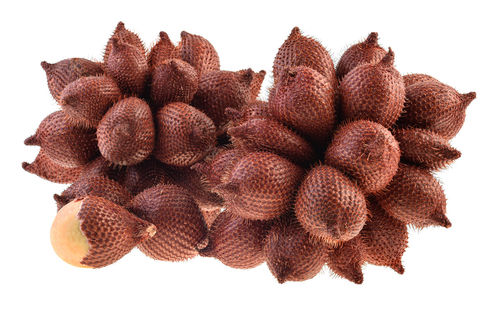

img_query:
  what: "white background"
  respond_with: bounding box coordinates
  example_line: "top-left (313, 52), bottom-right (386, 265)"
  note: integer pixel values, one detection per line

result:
top-left (1, 0), bottom-right (498, 310)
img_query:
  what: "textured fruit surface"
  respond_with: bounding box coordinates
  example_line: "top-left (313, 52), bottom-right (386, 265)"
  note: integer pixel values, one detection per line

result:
top-left (77, 156), bottom-right (124, 182)
top-left (325, 120), bottom-right (400, 194)
top-left (25, 110), bottom-right (98, 168)
top-left (295, 165), bottom-right (367, 245)
top-left (340, 48), bottom-right (405, 128)
top-left (104, 22), bottom-right (146, 64)
top-left (22, 149), bottom-right (83, 184)
top-left (326, 235), bottom-right (364, 284)
top-left (155, 102), bottom-right (216, 167)
top-left (175, 31), bottom-right (220, 76)
top-left (151, 59), bottom-right (198, 107)
top-left (147, 31), bottom-right (175, 68)
top-left (127, 184), bottom-right (207, 261)
top-left (97, 97), bottom-right (155, 166)
top-left (377, 163), bottom-right (451, 228)
top-left (216, 152), bottom-right (304, 220)
top-left (336, 32), bottom-right (386, 80)
top-left (398, 81), bottom-right (476, 139)
top-left (238, 69), bottom-right (266, 100)
top-left (361, 199), bottom-right (408, 274)
top-left (192, 148), bottom-right (244, 187)
top-left (199, 210), bottom-right (269, 269)
top-left (226, 100), bottom-right (272, 126)
top-left (394, 128), bottom-right (461, 170)
top-left (270, 66), bottom-right (335, 144)
top-left (264, 214), bottom-right (326, 283)
top-left (121, 158), bottom-right (173, 195)
top-left (403, 73), bottom-right (441, 88)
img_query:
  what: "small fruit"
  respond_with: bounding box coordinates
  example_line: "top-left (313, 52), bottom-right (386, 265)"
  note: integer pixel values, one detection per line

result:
top-left (147, 31), bottom-right (175, 68)
top-left (103, 22), bottom-right (146, 64)
top-left (174, 31), bottom-right (220, 76)
top-left (22, 149), bottom-right (83, 184)
top-left (326, 235), bottom-right (364, 284)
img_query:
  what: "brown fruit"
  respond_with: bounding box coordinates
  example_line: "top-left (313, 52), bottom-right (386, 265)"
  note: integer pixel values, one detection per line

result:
top-left (127, 184), bottom-right (208, 261)
top-left (216, 152), bottom-right (304, 220)
top-left (199, 210), bottom-right (270, 269)
top-left (60, 75), bottom-right (121, 128)
top-left (25, 110), bottom-right (98, 168)
top-left (361, 199), bottom-right (408, 274)
top-left (22, 149), bottom-right (83, 184)
top-left (150, 59), bottom-right (198, 107)
top-left (191, 148), bottom-right (244, 187)
top-left (225, 100), bottom-right (273, 127)
top-left (325, 120), bottom-right (400, 194)
top-left (191, 69), bottom-right (253, 127)
top-left (336, 32), bottom-right (387, 80)
top-left (270, 66), bottom-right (335, 144)
top-left (174, 31), bottom-right (220, 76)
top-left (340, 48), bottom-right (405, 128)
top-left (377, 163), bottom-right (451, 228)
top-left (201, 208), bottom-right (221, 228)
top-left (273, 27), bottom-right (336, 87)
top-left (147, 31), bottom-right (175, 68)
top-left (54, 176), bottom-right (133, 211)
top-left (97, 97), bottom-right (155, 166)
top-left (394, 128), bottom-right (461, 170)
top-left (228, 118), bottom-right (316, 165)
top-left (403, 73), bottom-right (440, 88)
top-left (264, 214), bottom-right (326, 283)
top-left (237, 69), bottom-right (266, 101)
top-left (326, 235), bottom-right (364, 284)
top-left (77, 156), bottom-right (125, 182)
top-left (398, 81), bottom-right (476, 139)
top-left (122, 158), bottom-right (173, 195)
top-left (104, 37), bottom-right (148, 96)
top-left (41, 58), bottom-right (103, 103)
top-left (155, 102), bottom-right (216, 167)
top-left (51, 196), bottom-right (155, 268)
top-left (295, 165), bottom-right (367, 245)
top-left (104, 22), bottom-right (145, 64)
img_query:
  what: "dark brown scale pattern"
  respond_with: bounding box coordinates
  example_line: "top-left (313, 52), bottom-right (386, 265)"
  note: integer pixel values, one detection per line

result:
top-left (201, 208), bottom-right (222, 229)
top-left (175, 31), bottom-right (220, 76)
top-left (122, 158), bottom-right (173, 195)
top-left (336, 32), bottom-right (386, 80)
top-left (394, 128), bottom-right (461, 170)
top-left (22, 149), bottom-right (83, 184)
top-left (104, 22), bottom-right (146, 64)
top-left (97, 97), bottom-right (155, 166)
top-left (264, 214), bottom-right (326, 283)
top-left (217, 152), bottom-right (304, 220)
top-left (147, 31), bottom-right (175, 68)
top-left (41, 58), bottom-right (103, 103)
top-left (54, 176), bottom-right (133, 210)
top-left (25, 110), bottom-right (98, 168)
top-left (155, 102), bottom-right (216, 167)
top-left (225, 100), bottom-right (273, 127)
top-left (127, 184), bottom-right (207, 261)
top-left (151, 59), bottom-right (198, 107)
top-left (325, 120), bottom-right (400, 194)
top-left (326, 235), bottom-right (364, 284)
top-left (377, 163), bottom-right (451, 228)
top-left (77, 156), bottom-right (125, 182)
top-left (191, 148), bottom-right (244, 188)
top-left (402, 73), bottom-right (441, 88)
top-left (237, 69), bottom-right (266, 101)
top-left (361, 199), bottom-right (408, 274)
top-left (60, 75), bottom-right (121, 128)
top-left (78, 196), bottom-right (155, 268)
top-left (295, 165), bottom-right (367, 245)
top-left (199, 210), bottom-right (270, 269)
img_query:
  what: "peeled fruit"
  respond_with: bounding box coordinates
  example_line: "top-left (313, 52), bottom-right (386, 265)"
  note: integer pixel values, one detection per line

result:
top-left (51, 196), bottom-right (156, 268)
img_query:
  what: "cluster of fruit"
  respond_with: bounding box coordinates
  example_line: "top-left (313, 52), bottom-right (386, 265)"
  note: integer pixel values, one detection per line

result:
top-left (23, 23), bottom-right (474, 284)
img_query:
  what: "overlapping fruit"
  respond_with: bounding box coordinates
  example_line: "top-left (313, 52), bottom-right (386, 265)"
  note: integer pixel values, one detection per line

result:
top-left (23, 24), bottom-right (475, 284)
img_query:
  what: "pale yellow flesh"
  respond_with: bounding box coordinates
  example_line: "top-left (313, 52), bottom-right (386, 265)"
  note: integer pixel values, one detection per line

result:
top-left (50, 199), bottom-right (90, 268)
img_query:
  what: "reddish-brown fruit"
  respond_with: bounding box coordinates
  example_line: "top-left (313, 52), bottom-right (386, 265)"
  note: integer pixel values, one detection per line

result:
top-left (54, 176), bottom-right (133, 211)
top-left (340, 48), bottom-right (405, 128)
top-left (77, 156), bottom-right (125, 182)
top-left (174, 31), bottom-right (220, 76)
top-left (326, 235), bottom-right (364, 284)
top-left (191, 148), bottom-right (245, 187)
top-left (225, 100), bottom-right (273, 126)
top-left (147, 31), bottom-right (175, 68)
top-left (295, 165), bottom-right (367, 245)
top-left (41, 58), bottom-right (103, 103)
top-left (22, 149), bottom-right (83, 184)
top-left (228, 118), bottom-right (316, 165)
top-left (104, 38), bottom-right (148, 96)
top-left (264, 214), bottom-right (326, 283)
top-left (377, 163), bottom-right (451, 228)
top-left (216, 152), bottom-right (304, 220)
top-left (51, 196), bottom-right (155, 268)
top-left (394, 128), bottom-right (461, 170)
top-left (150, 59), bottom-right (198, 107)
top-left (97, 97), bottom-right (155, 166)
top-left (191, 69), bottom-right (253, 127)
top-left (155, 102), bottom-right (216, 167)
top-left (201, 208), bottom-right (221, 228)
top-left (104, 22), bottom-right (146, 64)
top-left (273, 27), bottom-right (337, 87)
top-left (60, 75), bottom-right (121, 128)
top-left (270, 66), bottom-right (335, 144)
top-left (403, 73), bottom-right (441, 88)
top-left (121, 158), bottom-right (173, 195)
top-left (361, 199), bottom-right (408, 274)
top-left (199, 210), bottom-right (270, 269)
top-left (336, 32), bottom-right (387, 80)
top-left (398, 81), bottom-right (476, 139)
top-left (127, 184), bottom-right (208, 261)
top-left (25, 110), bottom-right (98, 168)
top-left (325, 120), bottom-right (400, 194)
top-left (237, 69), bottom-right (266, 101)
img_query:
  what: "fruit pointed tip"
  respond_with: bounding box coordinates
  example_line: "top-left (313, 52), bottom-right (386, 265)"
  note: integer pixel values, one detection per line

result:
top-left (351, 270), bottom-right (364, 284)
top-left (392, 261), bottom-right (405, 274)
top-left (290, 26), bottom-right (301, 38)
top-left (432, 213), bottom-right (452, 228)
top-left (21, 161), bottom-right (31, 171)
top-left (180, 31), bottom-right (191, 39)
top-left (40, 61), bottom-right (52, 71)
top-left (24, 135), bottom-right (39, 146)
top-left (381, 47), bottom-right (395, 66)
top-left (365, 32), bottom-right (379, 45)
top-left (239, 68), bottom-right (254, 85)
top-left (116, 21), bottom-right (125, 30)
top-left (461, 91), bottom-right (476, 107)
